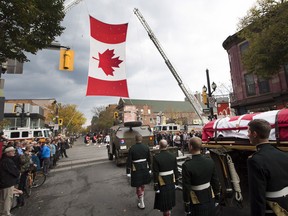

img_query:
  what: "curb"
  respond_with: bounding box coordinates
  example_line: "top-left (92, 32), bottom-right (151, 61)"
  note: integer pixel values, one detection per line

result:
top-left (55, 157), bottom-right (108, 169)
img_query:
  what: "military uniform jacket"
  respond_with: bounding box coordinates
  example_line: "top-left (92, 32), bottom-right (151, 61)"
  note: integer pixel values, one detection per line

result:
top-left (182, 154), bottom-right (220, 204)
top-left (126, 142), bottom-right (151, 187)
top-left (153, 150), bottom-right (179, 186)
top-left (247, 144), bottom-right (288, 216)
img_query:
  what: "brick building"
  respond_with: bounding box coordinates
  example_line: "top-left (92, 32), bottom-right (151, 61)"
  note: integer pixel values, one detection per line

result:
top-left (223, 34), bottom-right (288, 115)
top-left (116, 98), bottom-right (202, 128)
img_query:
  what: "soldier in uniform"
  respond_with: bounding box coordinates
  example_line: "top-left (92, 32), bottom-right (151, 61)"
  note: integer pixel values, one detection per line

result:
top-left (182, 137), bottom-right (220, 216)
top-left (247, 119), bottom-right (288, 216)
top-left (153, 139), bottom-right (179, 216)
top-left (126, 134), bottom-right (151, 209)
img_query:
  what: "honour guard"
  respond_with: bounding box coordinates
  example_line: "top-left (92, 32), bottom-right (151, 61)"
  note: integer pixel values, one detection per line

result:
top-left (153, 139), bottom-right (179, 216)
top-left (126, 134), bottom-right (151, 209)
top-left (247, 119), bottom-right (288, 216)
top-left (182, 137), bottom-right (220, 216)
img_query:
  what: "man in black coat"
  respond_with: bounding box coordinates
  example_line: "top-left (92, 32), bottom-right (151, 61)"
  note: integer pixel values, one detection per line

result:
top-left (126, 134), bottom-right (151, 209)
top-left (0, 146), bottom-right (21, 216)
top-left (182, 137), bottom-right (220, 216)
top-left (153, 139), bottom-right (179, 216)
top-left (247, 119), bottom-right (288, 216)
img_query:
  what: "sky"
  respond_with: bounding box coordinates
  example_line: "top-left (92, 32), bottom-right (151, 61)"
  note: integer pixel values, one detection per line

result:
top-left (3, 0), bottom-right (256, 126)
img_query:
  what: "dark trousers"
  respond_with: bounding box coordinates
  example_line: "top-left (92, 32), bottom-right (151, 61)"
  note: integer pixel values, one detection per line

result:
top-left (42, 158), bottom-right (50, 175)
top-left (60, 148), bottom-right (68, 158)
top-left (17, 171), bottom-right (28, 206)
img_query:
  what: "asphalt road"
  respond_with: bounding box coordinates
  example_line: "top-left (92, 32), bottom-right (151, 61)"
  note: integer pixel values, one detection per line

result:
top-left (11, 139), bottom-right (250, 216)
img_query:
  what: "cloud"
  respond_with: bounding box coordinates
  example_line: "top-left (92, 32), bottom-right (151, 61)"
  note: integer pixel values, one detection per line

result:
top-left (2, 0), bottom-right (254, 126)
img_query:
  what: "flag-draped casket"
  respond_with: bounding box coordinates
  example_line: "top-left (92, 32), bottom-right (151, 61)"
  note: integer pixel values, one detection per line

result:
top-left (202, 109), bottom-right (288, 142)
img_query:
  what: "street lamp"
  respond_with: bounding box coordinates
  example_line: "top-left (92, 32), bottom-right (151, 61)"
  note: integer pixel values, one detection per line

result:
top-left (15, 103), bottom-right (30, 127)
top-left (204, 69), bottom-right (217, 121)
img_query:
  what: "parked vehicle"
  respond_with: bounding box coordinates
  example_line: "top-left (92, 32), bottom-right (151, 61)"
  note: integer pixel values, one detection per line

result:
top-left (3, 128), bottom-right (52, 142)
top-left (153, 123), bottom-right (180, 134)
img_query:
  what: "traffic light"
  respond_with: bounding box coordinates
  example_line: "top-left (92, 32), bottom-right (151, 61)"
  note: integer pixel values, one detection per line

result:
top-left (59, 49), bottom-right (74, 71)
top-left (58, 118), bottom-right (63, 126)
top-left (114, 112), bottom-right (119, 119)
top-left (202, 91), bottom-right (207, 105)
top-left (13, 104), bottom-right (17, 113)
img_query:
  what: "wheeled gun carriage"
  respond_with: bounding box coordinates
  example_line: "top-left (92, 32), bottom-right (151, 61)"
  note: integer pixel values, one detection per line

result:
top-left (200, 109), bottom-right (288, 214)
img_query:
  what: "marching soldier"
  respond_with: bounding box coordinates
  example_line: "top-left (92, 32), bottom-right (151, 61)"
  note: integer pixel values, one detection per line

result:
top-left (126, 134), bottom-right (151, 209)
top-left (153, 139), bottom-right (179, 216)
top-left (247, 119), bottom-right (288, 216)
top-left (182, 137), bottom-right (220, 216)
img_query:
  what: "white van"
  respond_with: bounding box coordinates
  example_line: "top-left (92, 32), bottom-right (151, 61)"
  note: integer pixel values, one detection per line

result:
top-left (153, 124), bottom-right (180, 133)
top-left (3, 128), bottom-right (51, 142)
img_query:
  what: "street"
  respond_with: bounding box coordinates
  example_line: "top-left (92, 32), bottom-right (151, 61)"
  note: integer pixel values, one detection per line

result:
top-left (12, 140), bottom-right (249, 216)
top-left (12, 140), bottom-right (185, 216)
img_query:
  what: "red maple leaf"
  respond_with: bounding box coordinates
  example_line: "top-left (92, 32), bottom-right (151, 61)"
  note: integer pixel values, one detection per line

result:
top-left (92, 49), bottom-right (123, 76)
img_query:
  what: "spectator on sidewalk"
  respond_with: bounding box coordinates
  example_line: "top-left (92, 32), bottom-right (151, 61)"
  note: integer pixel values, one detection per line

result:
top-left (0, 146), bottom-right (21, 216)
top-left (41, 142), bottom-right (51, 176)
top-left (17, 145), bottom-right (32, 206)
top-left (60, 138), bottom-right (69, 158)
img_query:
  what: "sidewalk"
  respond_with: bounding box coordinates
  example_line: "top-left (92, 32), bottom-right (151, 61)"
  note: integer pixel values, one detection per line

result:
top-left (53, 139), bottom-right (108, 171)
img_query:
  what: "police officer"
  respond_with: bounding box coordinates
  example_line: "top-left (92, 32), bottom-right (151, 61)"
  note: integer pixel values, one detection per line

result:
top-left (182, 137), bottom-right (220, 216)
top-left (126, 134), bottom-right (151, 209)
top-left (153, 139), bottom-right (179, 216)
top-left (247, 119), bottom-right (288, 216)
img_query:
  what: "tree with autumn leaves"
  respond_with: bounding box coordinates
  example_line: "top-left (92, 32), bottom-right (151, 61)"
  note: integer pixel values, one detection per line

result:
top-left (90, 105), bottom-right (117, 133)
top-left (47, 103), bottom-right (86, 135)
top-left (238, 0), bottom-right (288, 78)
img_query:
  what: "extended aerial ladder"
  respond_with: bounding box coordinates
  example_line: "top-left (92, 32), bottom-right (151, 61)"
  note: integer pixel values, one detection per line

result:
top-left (64, 0), bottom-right (84, 13)
top-left (134, 8), bottom-right (206, 124)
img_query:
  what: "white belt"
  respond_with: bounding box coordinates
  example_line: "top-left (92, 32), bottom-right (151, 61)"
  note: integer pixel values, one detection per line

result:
top-left (266, 186), bottom-right (288, 198)
top-left (191, 182), bottom-right (210, 191)
top-left (159, 170), bottom-right (173, 176)
top-left (133, 159), bottom-right (146, 163)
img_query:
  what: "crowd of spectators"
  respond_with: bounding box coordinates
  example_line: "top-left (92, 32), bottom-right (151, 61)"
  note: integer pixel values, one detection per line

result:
top-left (0, 133), bottom-right (72, 216)
top-left (154, 130), bottom-right (202, 153)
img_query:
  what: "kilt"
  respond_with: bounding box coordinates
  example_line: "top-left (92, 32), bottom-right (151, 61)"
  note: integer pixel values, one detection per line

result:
top-left (131, 161), bottom-right (151, 187)
top-left (154, 184), bottom-right (176, 212)
top-left (190, 201), bottom-right (216, 216)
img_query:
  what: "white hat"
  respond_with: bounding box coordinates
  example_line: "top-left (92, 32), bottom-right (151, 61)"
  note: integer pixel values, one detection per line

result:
top-left (4, 146), bottom-right (15, 153)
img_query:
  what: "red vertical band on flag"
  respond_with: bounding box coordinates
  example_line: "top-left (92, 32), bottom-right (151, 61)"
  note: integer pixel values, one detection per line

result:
top-left (86, 77), bottom-right (129, 97)
top-left (90, 16), bottom-right (128, 44)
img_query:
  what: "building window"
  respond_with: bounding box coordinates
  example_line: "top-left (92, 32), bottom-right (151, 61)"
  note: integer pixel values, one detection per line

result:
top-left (148, 109), bottom-right (151, 114)
top-left (239, 41), bottom-right (249, 56)
top-left (245, 73), bottom-right (256, 96)
top-left (150, 118), bottom-right (153, 123)
top-left (258, 77), bottom-right (270, 94)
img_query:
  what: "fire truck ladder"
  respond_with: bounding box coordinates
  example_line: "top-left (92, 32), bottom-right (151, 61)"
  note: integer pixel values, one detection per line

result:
top-left (64, 0), bottom-right (83, 13)
top-left (134, 8), bottom-right (206, 124)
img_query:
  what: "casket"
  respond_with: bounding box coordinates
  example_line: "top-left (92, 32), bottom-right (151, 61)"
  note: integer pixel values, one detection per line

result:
top-left (202, 109), bottom-right (288, 142)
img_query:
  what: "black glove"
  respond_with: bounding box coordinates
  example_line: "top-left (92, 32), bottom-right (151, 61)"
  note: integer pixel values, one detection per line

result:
top-left (215, 193), bottom-right (221, 203)
top-left (184, 202), bottom-right (191, 215)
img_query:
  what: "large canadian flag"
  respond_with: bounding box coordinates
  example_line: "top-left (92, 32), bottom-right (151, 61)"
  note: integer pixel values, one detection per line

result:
top-left (86, 16), bottom-right (129, 97)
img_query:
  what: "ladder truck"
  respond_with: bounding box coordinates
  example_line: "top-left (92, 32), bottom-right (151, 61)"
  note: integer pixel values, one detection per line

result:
top-left (134, 8), bottom-right (207, 125)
